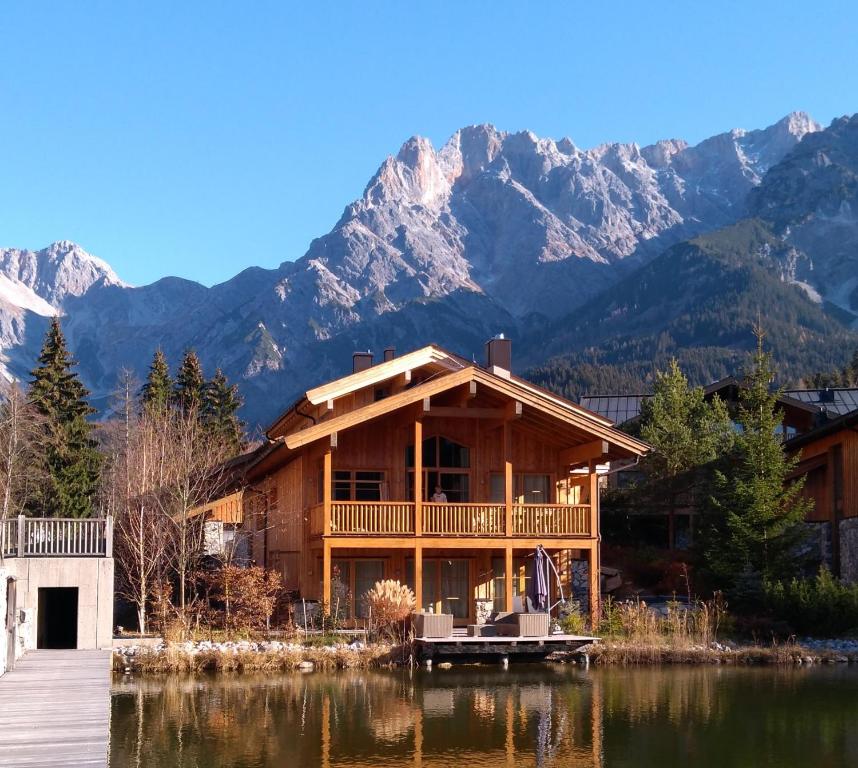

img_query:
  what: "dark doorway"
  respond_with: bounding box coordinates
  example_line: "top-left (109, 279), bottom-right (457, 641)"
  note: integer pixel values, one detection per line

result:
top-left (5, 578), bottom-right (15, 670)
top-left (37, 587), bottom-right (78, 649)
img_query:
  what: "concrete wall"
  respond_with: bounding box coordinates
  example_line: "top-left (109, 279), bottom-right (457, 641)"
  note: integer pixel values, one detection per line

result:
top-left (0, 565), bottom-right (7, 677)
top-left (3, 557), bottom-right (114, 651)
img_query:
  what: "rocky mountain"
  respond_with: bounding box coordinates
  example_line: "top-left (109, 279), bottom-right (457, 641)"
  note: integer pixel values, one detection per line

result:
top-left (2, 111), bottom-right (852, 426)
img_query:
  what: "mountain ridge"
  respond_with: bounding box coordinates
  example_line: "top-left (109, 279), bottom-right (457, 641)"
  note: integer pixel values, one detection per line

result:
top-left (2, 110), bottom-right (853, 424)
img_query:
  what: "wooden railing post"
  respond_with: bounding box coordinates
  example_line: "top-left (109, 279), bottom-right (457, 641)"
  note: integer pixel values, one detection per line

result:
top-left (105, 515), bottom-right (113, 558)
top-left (504, 420), bottom-right (513, 536)
top-left (17, 514), bottom-right (25, 557)
top-left (414, 418), bottom-right (423, 537)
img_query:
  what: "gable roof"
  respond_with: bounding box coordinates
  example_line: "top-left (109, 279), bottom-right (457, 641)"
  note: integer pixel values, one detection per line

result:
top-left (283, 363), bottom-right (648, 459)
top-left (784, 388), bottom-right (858, 418)
top-left (305, 345), bottom-right (467, 405)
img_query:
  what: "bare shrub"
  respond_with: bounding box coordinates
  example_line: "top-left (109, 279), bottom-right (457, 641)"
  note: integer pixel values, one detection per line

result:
top-left (363, 580), bottom-right (415, 642)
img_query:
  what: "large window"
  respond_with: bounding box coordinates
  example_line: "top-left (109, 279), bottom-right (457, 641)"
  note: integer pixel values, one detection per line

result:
top-left (490, 473), bottom-right (551, 504)
top-left (405, 558), bottom-right (471, 618)
top-left (330, 558), bottom-right (385, 619)
top-left (406, 436), bottom-right (471, 502)
top-left (333, 471), bottom-right (386, 501)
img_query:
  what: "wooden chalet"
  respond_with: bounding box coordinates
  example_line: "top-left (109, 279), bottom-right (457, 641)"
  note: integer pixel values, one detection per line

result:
top-left (239, 339), bottom-right (649, 625)
top-left (786, 408), bottom-right (858, 582)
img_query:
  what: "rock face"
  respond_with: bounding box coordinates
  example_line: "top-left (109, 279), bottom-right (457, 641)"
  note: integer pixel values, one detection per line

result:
top-left (0, 112), bottom-right (837, 424)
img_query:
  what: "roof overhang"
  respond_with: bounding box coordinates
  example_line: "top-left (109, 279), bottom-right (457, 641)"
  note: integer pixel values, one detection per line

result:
top-left (283, 365), bottom-right (649, 460)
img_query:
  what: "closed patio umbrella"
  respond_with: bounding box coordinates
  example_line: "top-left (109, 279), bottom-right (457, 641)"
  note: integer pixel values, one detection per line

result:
top-left (528, 545), bottom-right (549, 612)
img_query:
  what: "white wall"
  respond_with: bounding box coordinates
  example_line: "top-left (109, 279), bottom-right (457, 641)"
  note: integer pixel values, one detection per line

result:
top-left (0, 565), bottom-right (8, 677)
top-left (5, 557), bottom-right (114, 651)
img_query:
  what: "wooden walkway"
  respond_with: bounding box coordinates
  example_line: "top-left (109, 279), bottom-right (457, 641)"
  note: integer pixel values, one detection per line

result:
top-left (0, 650), bottom-right (112, 767)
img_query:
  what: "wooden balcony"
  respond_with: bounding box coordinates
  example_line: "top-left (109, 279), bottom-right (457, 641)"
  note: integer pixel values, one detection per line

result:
top-left (0, 516), bottom-right (113, 558)
top-left (311, 501), bottom-right (591, 538)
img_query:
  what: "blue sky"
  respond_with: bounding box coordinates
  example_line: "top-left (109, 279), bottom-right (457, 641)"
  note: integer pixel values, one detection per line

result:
top-left (0, 1), bottom-right (855, 287)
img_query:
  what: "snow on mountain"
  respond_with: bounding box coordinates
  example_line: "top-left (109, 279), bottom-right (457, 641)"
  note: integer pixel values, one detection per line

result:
top-left (0, 112), bottom-right (828, 423)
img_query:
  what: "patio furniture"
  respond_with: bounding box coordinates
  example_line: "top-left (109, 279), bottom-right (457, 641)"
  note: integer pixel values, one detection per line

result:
top-left (412, 612), bottom-right (454, 638)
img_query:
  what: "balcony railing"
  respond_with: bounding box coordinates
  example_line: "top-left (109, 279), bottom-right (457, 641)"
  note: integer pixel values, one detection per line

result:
top-left (312, 502), bottom-right (591, 538)
top-left (0, 516), bottom-right (113, 558)
top-left (424, 503), bottom-right (505, 535)
top-left (513, 504), bottom-right (590, 536)
top-left (330, 501), bottom-right (415, 535)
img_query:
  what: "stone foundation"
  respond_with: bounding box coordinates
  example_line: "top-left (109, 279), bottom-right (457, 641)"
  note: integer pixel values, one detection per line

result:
top-left (571, 560), bottom-right (589, 615)
top-left (840, 518), bottom-right (858, 584)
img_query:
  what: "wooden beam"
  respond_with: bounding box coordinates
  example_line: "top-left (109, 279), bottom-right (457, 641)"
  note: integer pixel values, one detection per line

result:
top-left (326, 399), bottom-right (334, 412)
top-left (559, 440), bottom-right (609, 466)
top-left (323, 447), bottom-right (332, 536)
top-left (427, 406), bottom-right (508, 419)
top-left (504, 419), bottom-right (513, 537)
top-left (588, 459), bottom-right (601, 626)
top-left (329, 432), bottom-right (338, 450)
top-left (505, 400), bottom-right (523, 420)
top-left (505, 544), bottom-right (514, 612)
top-left (414, 418), bottom-right (423, 536)
top-left (422, 397), bottom-right (431, 413)
top-left (415, 543), bottom-right (423, 612)
top-left (322, 538), bottom-right (332, 612)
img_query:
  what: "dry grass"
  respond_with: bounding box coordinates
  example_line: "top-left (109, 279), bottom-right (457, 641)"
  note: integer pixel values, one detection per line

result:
top-left (114, 643), bottom-right (397, 674)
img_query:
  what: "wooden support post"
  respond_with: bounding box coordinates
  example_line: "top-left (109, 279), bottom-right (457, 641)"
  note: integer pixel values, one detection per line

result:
top-left (322, 539), bottom-right (332, 611)
top-left (588, 459), bottom-right (601, 626)
top-left (503, 419), bottom-right (513, 536)
top-left (323, 447), bottom-right (332, 536)
top-left (415, 543), bottom-right (423, 612)
top-left (505, 543), bottom-right (514, 613)
top-left (414, 418), bottom-right (423, 536)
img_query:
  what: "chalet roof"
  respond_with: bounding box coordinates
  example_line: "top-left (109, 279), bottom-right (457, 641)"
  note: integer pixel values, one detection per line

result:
top-left (305, 345), bottom-right (466, 405)
top-left (582, 378), bottom-right (828, 425)
top-left (784, 406), bottom-right (858, 452)
top-left (783, 388), bottom-right (858, 418)
top-left (281, 362), bottom-right (648, 459)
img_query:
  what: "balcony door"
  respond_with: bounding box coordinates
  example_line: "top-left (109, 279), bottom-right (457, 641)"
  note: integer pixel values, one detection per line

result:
top-left (406, 436), bottom-right (470, 502)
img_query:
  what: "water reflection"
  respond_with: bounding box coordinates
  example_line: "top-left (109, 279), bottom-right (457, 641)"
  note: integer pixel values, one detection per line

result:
top-left (110, 666), bottom-right (858, 768)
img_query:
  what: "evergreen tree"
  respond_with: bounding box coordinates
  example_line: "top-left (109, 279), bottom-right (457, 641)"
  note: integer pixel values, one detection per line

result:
top-left (173, 350), bottom-right (205, 411)
top-left (27, 318), bottom-right (102, 518)
top-left (204, 368), bottom-right (245, 454)
top-left (702, 332), bottom-right (812, 595)
top-left (634, 359), bottom-right (734, 548)
top-left (140, 349), bottom-right (173, 411)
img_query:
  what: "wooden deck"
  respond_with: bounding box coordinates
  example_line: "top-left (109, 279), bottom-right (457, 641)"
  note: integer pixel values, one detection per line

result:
top-left (415, 632), bottom-right (596, 661)
top-left (0, 650), bottom-right (112, 767)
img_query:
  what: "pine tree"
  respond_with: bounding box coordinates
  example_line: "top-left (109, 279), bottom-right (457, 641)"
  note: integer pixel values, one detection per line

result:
top-left (636, 359), bottom-right (735, 548)
top-left (203, 368), bottom-right (245, 454)
top-left (27, 318), bottom-right (102, 518)
top-left (173, 350), bottom-right (205, 412)
top-left (702, 331), bottom-right (812, 596)
top-left (140, 349), bottom-right (173, 411)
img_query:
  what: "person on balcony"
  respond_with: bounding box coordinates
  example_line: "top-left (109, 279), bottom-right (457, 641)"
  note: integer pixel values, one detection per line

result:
top-left (430, 485), bottom-right (447, 503)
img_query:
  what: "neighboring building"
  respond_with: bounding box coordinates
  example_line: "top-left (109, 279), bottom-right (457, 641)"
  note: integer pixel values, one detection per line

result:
top-left (582, 380), bottom-right (858, 550)
top-left (188, 489), bottom-right (251, 563)
top-left (0, 516), bottom-right (114, 676)
top-left (232, 340), bottom-right (648, 625)
top-left (786, 410), bottom-right (858, 582)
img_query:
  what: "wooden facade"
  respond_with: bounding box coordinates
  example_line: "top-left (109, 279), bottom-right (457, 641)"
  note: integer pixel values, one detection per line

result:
top-left (787, 410), bottom-right (858, 580)
top-left (240, 344), bottom-right (649, 624)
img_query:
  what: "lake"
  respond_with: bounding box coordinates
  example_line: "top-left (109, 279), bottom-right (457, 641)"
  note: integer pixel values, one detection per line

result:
top-left (110, 665), bottom-right (858, 767)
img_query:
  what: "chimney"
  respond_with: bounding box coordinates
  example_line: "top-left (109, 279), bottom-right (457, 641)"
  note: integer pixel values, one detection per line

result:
top-left (353, 351), bottom-right (373, 373)
top-left (485, 334), bottom-right (512, 373)
top-left (383, 347), bottom-right (396, 363)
